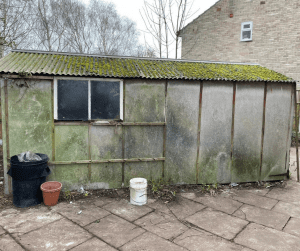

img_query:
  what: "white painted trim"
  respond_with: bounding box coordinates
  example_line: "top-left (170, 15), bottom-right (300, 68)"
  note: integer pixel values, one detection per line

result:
top-left (240, 21), bottom-right (253, 42)
top-left (120, 81), bottom-right (123, 121)
top-left (54, 78), bottom-right (58, 119)
top-left (88, 80), bottom-right (91, 120)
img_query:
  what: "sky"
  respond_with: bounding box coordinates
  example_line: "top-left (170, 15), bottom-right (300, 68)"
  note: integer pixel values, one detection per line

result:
top-left (81, 0), bottom-right (219, 58)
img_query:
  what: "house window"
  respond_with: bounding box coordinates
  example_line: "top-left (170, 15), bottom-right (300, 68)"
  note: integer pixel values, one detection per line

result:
top-left (240, 21), bottom-right (253, 42)
top-left (54, 78), bottom-right (123, 121)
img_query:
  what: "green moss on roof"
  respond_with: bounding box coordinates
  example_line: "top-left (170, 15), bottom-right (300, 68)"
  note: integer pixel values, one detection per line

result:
top-left (0, 51), bottom-right (294, 82)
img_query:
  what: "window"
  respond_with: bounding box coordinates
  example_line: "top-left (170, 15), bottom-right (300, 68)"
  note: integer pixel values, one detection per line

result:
top-left (240, 21), bottom-right (253, 42)
top-left (54, 78), bottom-right (123, 121)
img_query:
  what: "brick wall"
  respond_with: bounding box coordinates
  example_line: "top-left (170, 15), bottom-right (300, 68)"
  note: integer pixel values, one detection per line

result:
top-left (180, 0), bottom-right (300, 81)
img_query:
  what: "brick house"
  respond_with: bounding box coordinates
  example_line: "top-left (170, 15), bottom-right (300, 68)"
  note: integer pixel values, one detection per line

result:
top-left (179, 0), bottom-right (300, 82)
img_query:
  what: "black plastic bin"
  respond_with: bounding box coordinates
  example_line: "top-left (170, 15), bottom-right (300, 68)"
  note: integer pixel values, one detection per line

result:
top-left (7, 153), bottom-right (51, 208)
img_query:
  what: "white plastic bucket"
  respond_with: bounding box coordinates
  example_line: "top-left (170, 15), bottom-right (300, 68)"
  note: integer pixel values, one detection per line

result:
top-left (130, 178), bottom-right (147, 206)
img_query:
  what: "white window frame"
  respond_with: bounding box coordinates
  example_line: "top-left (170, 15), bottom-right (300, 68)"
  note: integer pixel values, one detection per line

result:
top-left (240, 21), bottom-right (253, 42)
top-left (54, 77), bottom-right (123, 121)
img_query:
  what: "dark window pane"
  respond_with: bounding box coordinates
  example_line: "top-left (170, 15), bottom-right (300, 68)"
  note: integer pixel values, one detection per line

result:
top-left (242, 31), bottom-right (251, 39)
top-left (91, 81), bottom-right (120, 120)
top-left (243, 24), bottom-right (250, 29)
top-left (57, 80), bottom-right (88, 120)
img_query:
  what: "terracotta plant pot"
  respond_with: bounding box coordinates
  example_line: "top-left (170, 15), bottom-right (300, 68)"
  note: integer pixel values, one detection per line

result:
top-left (41, 181), bottom-right (62, 206)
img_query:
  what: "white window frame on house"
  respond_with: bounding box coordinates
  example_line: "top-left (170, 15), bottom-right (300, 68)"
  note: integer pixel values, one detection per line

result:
top-left (240, 21), bottom-right (253, 42)
top-left (54, 77), bottom-right (123, 121)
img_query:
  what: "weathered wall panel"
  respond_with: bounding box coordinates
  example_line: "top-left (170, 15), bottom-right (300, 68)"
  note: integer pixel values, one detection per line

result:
top-left (7, 80), bottom-right (52, 157)
top-left (261, 83), bottom-right (293, 181)
top-left (232, 82), bottom-right (264, 183)
top-left (49, 126), bottom-right (89, 191)
top-left (165, 81), bottom-right (199, 184)
top-left (90, 126), bottom-right (122, 189)
top-left (198, 81), bottom-right (233, 184)
top-left (286, 89), bottom-right (294, 172)
top-left (125, 80), bottom-right (165, 122)
top-left (124, 126), bottom-right (163, 185)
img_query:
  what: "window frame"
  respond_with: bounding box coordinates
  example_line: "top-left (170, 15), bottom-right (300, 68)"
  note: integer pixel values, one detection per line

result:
top-left (54, 77), bottom-right (123, 121)
top-left (240, 21), bottom-right (253, 42)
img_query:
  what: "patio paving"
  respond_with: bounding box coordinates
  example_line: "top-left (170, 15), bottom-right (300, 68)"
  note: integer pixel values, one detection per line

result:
top-left (0, 148), bottom-right (299, 250)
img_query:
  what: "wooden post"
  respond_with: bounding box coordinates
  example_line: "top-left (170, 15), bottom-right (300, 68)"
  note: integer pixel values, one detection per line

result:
top-left (196, 81), bottom-right (203, 184)
top-left (294, 83), bottom-right (299, 182)
top-left (259, 82), bottom-right (267, 181)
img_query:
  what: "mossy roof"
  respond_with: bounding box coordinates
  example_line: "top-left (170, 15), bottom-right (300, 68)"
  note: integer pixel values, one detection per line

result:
top-left (0, 50), bottom-right (295, 82)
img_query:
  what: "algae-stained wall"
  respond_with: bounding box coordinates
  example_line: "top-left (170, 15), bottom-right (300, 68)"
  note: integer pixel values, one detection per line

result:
top-left (261, 83), bottom-right (293, 181)
top-left (1, 79), bottom-right (53, 194)
top-left (198, 81), bottom-right (233, 184)
top-left (232, 82), bottom-right (264, 183)
top-left (2, 76), bottom-right (294, 194)
top-left (165, 80), bottom-right (200, 184)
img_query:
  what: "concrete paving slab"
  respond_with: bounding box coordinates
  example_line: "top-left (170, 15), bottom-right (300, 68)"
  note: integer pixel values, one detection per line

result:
top-left (134, 211), bottom-right (189, 240)
top-left (174, 228), bottom-right (253, 251)
top-left (102, 199), bottom-right (153, 222)
top-left (92, 197), bottom-right (115, 207)
top-left (0, 234), bottom-right (24, 251)
top-left (180, 193), bottom-right (196, 200)
top-left (0, 206), bottom-right (62, 236)
top-left (120, 232), bottom-right (187, 251)
top-left (233, 204), bottom-right (290, 230)
top-left (246, 188), bottom-right (270, 196)
top-left (51, 201), bottom-right (110, 227)
top-left (70, 237), bottom-right (117, 251)
top-left (147, 197), bottom-right (205, 219)
top-left (266, 187), bottom-right (300, 204)
top-left (234, 223), bottom-right (300, 251)
top-left (272, 201), bottom-right (300, 218)
top-left (283, 217), bottom-right (300, 238)
top-left (231, 190), bottom-right (278, 209)
top-left (85, 214), bottom-right (145, 248)
top-left (185, 208), bottom-right (249, 240)
top-left (191, 195), bottom-right (243, 214)
top-left (15, 218), bottom-right (92, 251)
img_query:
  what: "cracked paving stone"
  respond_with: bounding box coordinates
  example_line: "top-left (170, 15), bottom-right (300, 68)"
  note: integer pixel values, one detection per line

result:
top-left (120, 232), bottom-right (187, 251)
top-left (283, 217), bottom-right (300, 238)
top-left (180, 193), bottom-right (196, 200)
top-left (272, 201), bottom-right (300, 219)
top-left (233, 204), bottom-right (290, 230)
top-left (147, 197), bottom-right (205, 219)
top-left (102, 199), bottom-right (153, 221)
top-left (0, 207), bottom-right (62, 236)
top-left (70, 237), bottom-right (117, 251)
top-left (191, 194), bottom-right (242, 214)
top-left (51, 201), bottom-right (110, 226)
top-left (234, 223), bottom-right (300, 251)
top-left (173, 228), bottom-right (252, 251)
top-left (185, 208), bottom-right (248, 240)
top-left (0, 226), bottom-right (6, 235)
top-left (92, 197), bottom-right (115, 207)
top-left (85, 214), bottom-right (145, 248)
top-left (0, 234), bottom-right (24, 251)
top-left (15, 218), bottom-right (92, 251)
top-left (134, 211), bottom-right (189, 240)
top-left (231, 190), bottom-right (278, 210)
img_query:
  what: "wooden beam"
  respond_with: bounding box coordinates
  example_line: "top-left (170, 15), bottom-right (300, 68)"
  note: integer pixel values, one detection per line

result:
top-left (1, 74), bottom-right (54, 80)
top-left (259, 82), bottom-right (267, 181)
top-left (196, 81), bottom-right (203, 184)
top-left (48, 157), bottom-right (165, 165)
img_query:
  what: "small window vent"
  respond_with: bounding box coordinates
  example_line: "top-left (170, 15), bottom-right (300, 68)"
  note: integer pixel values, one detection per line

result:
top-left (240, 21), bottom-right (253, 42)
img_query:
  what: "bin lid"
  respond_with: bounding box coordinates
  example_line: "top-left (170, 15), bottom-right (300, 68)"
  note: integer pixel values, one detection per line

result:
top-left (7, 153), bottom-right (51, 180)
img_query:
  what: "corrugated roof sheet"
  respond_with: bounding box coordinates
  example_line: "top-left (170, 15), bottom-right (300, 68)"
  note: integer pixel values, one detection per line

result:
top-left (0, 50), bottom-right (295, 82)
